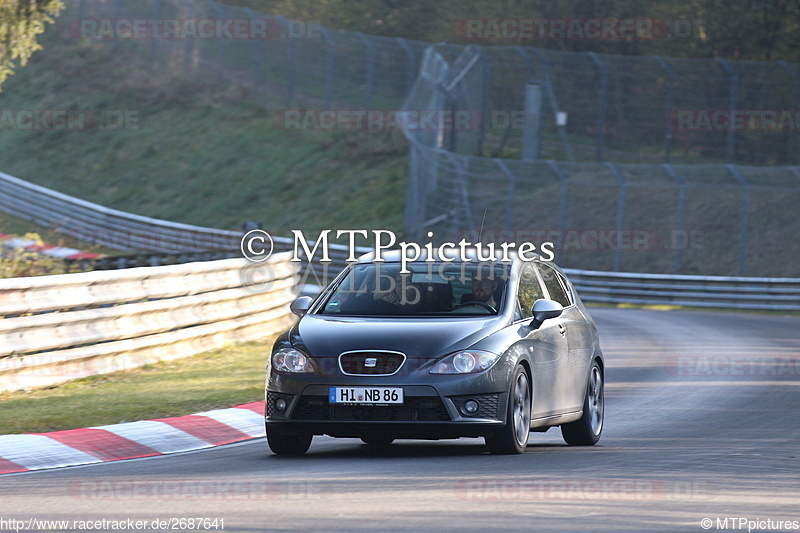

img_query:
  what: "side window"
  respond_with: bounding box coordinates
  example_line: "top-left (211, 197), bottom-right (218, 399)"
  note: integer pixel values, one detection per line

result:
top-left (537, 263), bottom-right (572, 307)
top-left (517, 263), bottom-right (546, 319)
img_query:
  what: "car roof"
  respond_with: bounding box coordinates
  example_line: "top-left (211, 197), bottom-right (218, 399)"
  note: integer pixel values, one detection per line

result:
top-left (355, 248), bottom-right (539, 264)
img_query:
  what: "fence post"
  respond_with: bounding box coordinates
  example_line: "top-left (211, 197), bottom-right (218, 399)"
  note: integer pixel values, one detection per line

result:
top-left (604, 163), bottom-right (628, 271)
top-left (494, 159), bottom-right (516, 232)
top-left (662, 164), bottom-right (687, 273)
top-left (277, 16), bottom-right (296, 108)
top-left (396, 38), bottom-right (416, 96)
top-left (779, 61), bottom-right (799, 165)
top-left (212, 3), bottom-right (228, 78)
top-left (150, 0), bottom-right (161, 60)
top-left (717, 58), bottom-right (739, 163)
top-left (318, 26), bottom-right (336, 109)
top-left (529, 48), bottom-right (575, 162)
top-left (442, 151), bottom-right (474, 233)
top-left (726, 164), bottom-right (750, 276)
top-left (545, 160), bottom-right (569, 234)
top-left (240, 9), bottom-right (263, 89)
top-left (587, 52), bottom-right (609, 162)
top-left (355, 32), bottom-right (374, 109)
top-left (655, 56), bottom-right (676, 164)
top-left (522, 83), bottom-right (543, 161)
top-left (476, 46), bottom-right (491, 157)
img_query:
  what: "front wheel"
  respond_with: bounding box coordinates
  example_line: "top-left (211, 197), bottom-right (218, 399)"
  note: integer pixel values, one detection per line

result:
top-left (266, 424), bottom-right (312, 456)
top-left (561, 360), bottom-right (604, 445)
top-left (485, 365), bottom-right (531, 454)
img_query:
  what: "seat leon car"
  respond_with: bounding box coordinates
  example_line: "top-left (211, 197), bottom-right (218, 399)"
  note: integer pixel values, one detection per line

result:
top-left (264, 250), bottom-right (604, 455)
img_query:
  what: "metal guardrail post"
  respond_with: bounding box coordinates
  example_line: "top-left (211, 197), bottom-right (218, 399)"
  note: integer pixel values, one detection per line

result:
top-left (604, 163), bottom-right (628, 272)
top-left (355, 32), bottom-right (374, 110)
top-left (654, 56), bottom-right (676, 164)
top-left (662, 164), bottom-right (688, 273)
top-left (588, 52), bottom-right (609, 163)
top-left (726, 164), bottom-right (750, 276)
top-left (717, 58), bottom-right (740, 163)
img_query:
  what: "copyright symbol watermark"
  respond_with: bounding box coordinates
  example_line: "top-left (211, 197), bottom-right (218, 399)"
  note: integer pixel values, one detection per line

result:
top-left (239, 263), bottom-right (277, 294)
top-left (241, 229), bottom-right (274, 262)
top-left (701, 518), bottom-right (713, 529)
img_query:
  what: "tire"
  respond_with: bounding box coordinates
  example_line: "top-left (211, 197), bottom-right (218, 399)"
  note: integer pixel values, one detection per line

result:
top-left (485, 365), bottom-right (531, 454)
top-left (266, 424), bottom-right (312, 456)
top-left (561, 360), bottom-right (604, 446)
top-left (361, 436), bottom-right (395, 446)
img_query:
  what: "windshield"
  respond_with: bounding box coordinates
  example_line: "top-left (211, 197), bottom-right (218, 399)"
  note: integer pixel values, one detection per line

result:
top-left (318, 262), bottom-right (510, 317)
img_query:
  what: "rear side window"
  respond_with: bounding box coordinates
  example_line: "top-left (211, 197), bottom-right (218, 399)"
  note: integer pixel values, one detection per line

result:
top-left (537, 263), bottom-right (572, 307)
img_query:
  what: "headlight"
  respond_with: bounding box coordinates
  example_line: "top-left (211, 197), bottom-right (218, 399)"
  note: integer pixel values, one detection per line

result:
top-left (272, 348), bottom-right (314, 373)
top-left (430, 350), bottom-right (500, 374)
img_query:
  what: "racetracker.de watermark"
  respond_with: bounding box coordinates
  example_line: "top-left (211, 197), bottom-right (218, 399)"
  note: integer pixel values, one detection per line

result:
top-left (454, 479), bottom-right (710, 501)
top-left (665, 356), bottom-right (800, 377)
top-left (454, 18), bottom-right (703, 40)
top-left (0, 110), bottom-right (138, 131)
top-left (71, 18), bottom-right (320, 39)
top-left (273, 110), bottom-right (483, 131)
top-left (670, 109), bottom-right (800, 131)
top-left (67, 479), bottom-right (320, 500)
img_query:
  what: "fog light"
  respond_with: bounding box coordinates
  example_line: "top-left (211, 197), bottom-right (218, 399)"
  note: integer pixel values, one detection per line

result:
top-left (275, 398), bottom-right (287, 412)
top-left (463, 399), bottom-right (479, 414)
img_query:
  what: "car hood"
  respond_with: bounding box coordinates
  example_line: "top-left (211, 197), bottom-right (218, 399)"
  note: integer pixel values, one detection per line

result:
top-left (292, 314), bottom-right (508, 360)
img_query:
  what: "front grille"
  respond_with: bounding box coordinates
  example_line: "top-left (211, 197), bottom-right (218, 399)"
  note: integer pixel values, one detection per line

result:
top-left (339, 351), bottom-right (406, 375)
top-left (266, 391), bottom-right (294, 417)
top-left (291, 395), bottom-right (450, 422)
top-left (450, 393), bottom-right (501, 419)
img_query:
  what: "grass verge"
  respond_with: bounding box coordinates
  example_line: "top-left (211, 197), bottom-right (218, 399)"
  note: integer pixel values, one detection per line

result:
top-left (0, 337), bottom-right (275, 435)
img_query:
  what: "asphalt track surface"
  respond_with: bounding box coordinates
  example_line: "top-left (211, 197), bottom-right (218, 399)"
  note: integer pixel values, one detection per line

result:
top-left (1, 308), bottom-right (799, 532)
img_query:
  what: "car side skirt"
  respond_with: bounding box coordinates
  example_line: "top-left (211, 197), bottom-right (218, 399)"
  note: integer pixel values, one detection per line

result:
top-left (530, 410), bottom-right (583, 429)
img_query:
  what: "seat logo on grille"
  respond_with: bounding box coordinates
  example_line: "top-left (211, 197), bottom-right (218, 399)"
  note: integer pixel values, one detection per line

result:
top-left (364, 357), bottom-right (378, 368)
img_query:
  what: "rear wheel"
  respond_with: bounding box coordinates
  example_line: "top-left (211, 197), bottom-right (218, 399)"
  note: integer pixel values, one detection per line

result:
top-left (561, 361), bottom-right (603, 445)
top-left (485, 365), bottom-right (531, 454)
top-left (266, 424), bottom-right (312, 456)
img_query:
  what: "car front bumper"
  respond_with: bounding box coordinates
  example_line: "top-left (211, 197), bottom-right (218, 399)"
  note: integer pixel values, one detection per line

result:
top-left (266, 382), bottom-right (508, 439)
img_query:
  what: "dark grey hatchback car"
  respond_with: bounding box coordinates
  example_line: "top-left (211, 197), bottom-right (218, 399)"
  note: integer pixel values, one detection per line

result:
top-left (265, 251), bottom-right (604, 455)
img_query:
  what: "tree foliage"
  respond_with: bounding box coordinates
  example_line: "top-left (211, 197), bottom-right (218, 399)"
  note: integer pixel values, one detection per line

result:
top-left (0, 0), bottom-right (63, 89)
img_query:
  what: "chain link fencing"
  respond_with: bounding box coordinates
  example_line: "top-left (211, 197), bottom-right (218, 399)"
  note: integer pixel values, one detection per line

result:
top-left (23, 0), bottom-right (800, 277)
top-left (402, 47), bottom-right (800, 277)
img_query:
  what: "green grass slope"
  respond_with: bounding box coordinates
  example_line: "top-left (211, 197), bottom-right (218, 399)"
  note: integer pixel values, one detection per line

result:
top-left (0, 29), bottom-right (408, 238)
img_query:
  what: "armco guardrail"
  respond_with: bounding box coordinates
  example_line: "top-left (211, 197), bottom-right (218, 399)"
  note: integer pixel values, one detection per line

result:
top-left (0, 253), bottom-right (298, 392)
top-left (0, 170), bottom-right (243, 252)
top-left (564, 269), bottom-right (800, 311)
top-left (2, 170), bottom-right (798, 311)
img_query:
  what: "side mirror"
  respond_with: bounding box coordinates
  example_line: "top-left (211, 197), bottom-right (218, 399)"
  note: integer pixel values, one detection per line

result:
top-left (530, 299), bottom-right (563, 328)
top-left (290, 296), bottom-right (314, 318)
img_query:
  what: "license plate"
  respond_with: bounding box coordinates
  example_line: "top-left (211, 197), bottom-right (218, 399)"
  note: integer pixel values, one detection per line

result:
top-left (329, 387), bottom-right (403, 405)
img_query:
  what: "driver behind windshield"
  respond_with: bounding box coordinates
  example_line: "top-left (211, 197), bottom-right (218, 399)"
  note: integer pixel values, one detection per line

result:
top-left (460, 267), bottom-right (500, 309)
